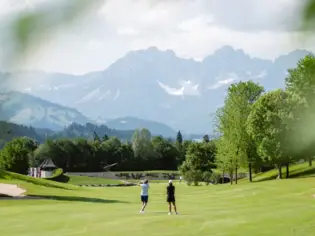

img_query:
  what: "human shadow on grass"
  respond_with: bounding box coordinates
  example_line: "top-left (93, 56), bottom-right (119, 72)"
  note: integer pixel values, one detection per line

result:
top-left (28, 195), bottom-right (129, 204)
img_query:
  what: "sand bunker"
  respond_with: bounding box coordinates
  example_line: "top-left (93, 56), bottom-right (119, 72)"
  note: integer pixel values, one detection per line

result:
top-left (0, 184), bottom-right (26, 197)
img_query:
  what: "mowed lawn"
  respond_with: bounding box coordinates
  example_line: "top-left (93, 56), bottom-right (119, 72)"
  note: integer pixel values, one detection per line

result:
top-left (1, 178), bottom-right (315, 236)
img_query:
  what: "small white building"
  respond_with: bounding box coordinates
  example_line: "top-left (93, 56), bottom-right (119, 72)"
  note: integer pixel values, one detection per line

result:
top-left (39, 158), bottom-right (57, 178)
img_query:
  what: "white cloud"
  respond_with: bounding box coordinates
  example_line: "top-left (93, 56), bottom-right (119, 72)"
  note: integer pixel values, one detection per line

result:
top-left (0, 0), bottom-right (314, 74)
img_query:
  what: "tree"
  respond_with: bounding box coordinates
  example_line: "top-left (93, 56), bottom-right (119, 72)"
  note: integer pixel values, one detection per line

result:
top-left (152, 136), bottom-right (179, 170)
top-left (215, 81), bottom-right (264, 183)
top-left (202, 135), bottom-right (210, 143)
top-left (102, 134), bottom-right (109, 142)
top-left (176, 131), bottom-right (183, 148)
top-left (0, 137), bottom-right (37, 174)
top-left (93, 132), bottom-right (101, 142)
top-left (131, 128), bottom-right (154, 160)
top-left (215, 137), bottom-right (235, 184)
top-left (246, 90), bottom-right (304, 179)
top-left (285, 54), bottom-right (315, 166)
top-left (175, 131), bottom-right (185, 164)
top-left (179, 142), bottom-right (215, 185)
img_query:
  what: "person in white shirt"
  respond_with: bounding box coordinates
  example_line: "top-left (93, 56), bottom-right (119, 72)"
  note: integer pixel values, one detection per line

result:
top-left (138, 179), bottom-right (149, 213)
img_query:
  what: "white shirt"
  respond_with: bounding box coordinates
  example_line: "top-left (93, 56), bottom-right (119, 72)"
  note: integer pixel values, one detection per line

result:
top-left (140, 184), bottom-right (149, 196)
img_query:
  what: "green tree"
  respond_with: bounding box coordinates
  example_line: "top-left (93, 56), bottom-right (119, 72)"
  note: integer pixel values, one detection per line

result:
top-left (215, 81), bottom-right (264, 183)
top-left (102, 134), bottom-right (109, 142)
top-left (215, 137), bottom-right (235, 184)
top-left (93, 132), bottom-right (101, 142)
top-left (175, 131), bottom-right (186, 164)
top-left (176, 131), bottom-right (183, 148)
top-left (131, 128), bottom-right (154, 160)
top-left (0, 137), bottom-right (37, 174)
top-left (152, 136), bottom-right (179, 170)
top-left (179, 142), bottom-right (215, 184)
top-left (202, 135), bottom-right (210, 143)
top-left (247, 90), bottom-right (304, 179)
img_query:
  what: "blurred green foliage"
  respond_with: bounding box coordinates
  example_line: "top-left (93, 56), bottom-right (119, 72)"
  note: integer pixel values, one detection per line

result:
top-left (303, 0), bottom-right (315, 30)
top-left (8, 0), bottom-right (104, 67)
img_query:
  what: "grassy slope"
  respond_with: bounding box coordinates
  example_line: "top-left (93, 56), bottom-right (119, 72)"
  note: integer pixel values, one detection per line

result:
top-left (1, 177), bottom-right (315, 235)
top-left (253, 162), bottom-right (315, 182)
top-left (0, 170), bottom-right (77, 192)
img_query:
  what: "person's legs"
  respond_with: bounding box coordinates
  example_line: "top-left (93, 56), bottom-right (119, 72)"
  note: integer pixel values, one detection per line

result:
top-left (141, 196), bottom-right (148, 212)
top-left (140, 196), bottom-right (145, 212)
top-left (168, 202), bottom-right (172, 213)
top-left (172, 202), bottom-right (178, 213)
top-left (141, 202), bottom-right (147, 211)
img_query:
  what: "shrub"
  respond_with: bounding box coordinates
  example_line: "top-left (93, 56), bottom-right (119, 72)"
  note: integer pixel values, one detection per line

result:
top-left (182, 170), bottom-right (203, 186)
top-left (46, 168), bottom-right (70, 183)
top-left (202, 171), bottom-right (212, 185)
top-left (210, 172), bottom-right (221, 184)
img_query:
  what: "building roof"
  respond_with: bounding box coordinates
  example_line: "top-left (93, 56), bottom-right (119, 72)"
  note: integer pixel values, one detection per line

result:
top-left (39, 158), bottom-right (56, 169)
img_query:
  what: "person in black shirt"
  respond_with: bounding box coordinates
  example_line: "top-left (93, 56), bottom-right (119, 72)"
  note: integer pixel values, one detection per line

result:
top-left (166, 180), bottom-right (179, 215)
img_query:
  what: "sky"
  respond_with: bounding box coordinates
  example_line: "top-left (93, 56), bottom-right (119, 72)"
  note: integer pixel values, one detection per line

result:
top-left (0, 0), bottom-right (313, 75)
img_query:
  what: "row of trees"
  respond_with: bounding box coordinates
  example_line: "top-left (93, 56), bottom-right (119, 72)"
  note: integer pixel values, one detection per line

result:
top-left (0, 128), bottom-right (217, 175)
top-left (214, 54), bottom-right (315, 183)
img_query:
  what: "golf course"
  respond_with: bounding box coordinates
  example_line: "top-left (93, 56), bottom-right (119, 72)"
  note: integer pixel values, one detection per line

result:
top-left (1, 163), bottom-right (315, 236)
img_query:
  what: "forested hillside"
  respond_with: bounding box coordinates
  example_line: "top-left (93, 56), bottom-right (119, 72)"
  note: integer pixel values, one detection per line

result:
top-left (0, 121), bottom-right (43, 148)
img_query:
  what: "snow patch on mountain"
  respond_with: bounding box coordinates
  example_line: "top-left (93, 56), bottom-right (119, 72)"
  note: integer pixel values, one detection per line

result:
top-left (76, 87), bottom-right (103, 104)
top-left (157, 80), bottom-right (200, 96)
top-left (208, 78), bottom-right (236, 90)
top-left (255, 70), bottom-right (268, 79)
top-left (113, 89), bottom-right (120, 101)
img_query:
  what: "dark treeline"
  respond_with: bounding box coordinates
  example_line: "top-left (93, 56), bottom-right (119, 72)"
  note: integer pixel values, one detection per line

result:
top-left (0, 122), bottom-right (136, 148)
top-left (0, 126), bottom-right (216, 175)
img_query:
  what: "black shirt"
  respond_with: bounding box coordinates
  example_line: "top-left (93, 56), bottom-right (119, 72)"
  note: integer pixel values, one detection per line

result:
top-left (167, 185), bottom-right (175, 196)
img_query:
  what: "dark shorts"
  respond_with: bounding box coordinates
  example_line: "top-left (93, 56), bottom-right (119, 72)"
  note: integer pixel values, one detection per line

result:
top-left (167, 195), bottom-right (175, 203)
top-left (141, 195), bottom-right (148, 203)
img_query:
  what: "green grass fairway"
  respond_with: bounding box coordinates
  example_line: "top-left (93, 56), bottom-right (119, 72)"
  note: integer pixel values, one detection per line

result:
top-left (1, 176), bottom-right (315, 236)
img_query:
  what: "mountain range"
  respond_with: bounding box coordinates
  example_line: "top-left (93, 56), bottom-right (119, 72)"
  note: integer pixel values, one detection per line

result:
top-left (0, 45), bottom-right (311, 133)
top-left (0, 91), bottom-right (178, 137)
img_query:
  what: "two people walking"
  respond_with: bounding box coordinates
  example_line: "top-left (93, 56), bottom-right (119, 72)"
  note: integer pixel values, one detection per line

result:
top-left (138, 179), bottom-right (179, 215)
